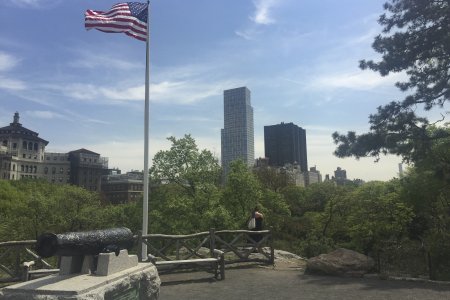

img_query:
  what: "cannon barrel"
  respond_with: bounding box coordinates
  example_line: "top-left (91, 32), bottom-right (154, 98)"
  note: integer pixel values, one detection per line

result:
top-left (36, 227), bottom-right (134, 258)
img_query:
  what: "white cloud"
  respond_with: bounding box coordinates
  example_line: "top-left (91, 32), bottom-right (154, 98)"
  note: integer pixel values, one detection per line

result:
top-left (251, 0), bottom-right (279, 25)
top-left (5, 0), bottom-right (61, 8)
top-left (69, 51), bottom-right (142, 71)
top-left (39, 83), bottom-right (142, 103)
top-left (0, 76), bottom-right (26, 90)
top-left (157, 116), bottom-right (216, 123)
top-left (150, 80), bottom-right (225, 104)
top-left (0, 52), bottom-right (26, 91)
top-left (45, 77), bottom-right (235, 105)
top-left (100, 85), bottom-right (144, 102)
top-left (235, 30), bottom-right (256, 40)
top-left (0, 52), bottom-right (20, 72)
top-left (310, 71), bottom-right (406, 91)
top-left (24, 110), bottom-right (65, 120)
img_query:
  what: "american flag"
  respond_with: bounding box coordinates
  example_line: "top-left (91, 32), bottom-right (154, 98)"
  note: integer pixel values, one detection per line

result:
top-left (85, 2), bottom-right (148, 42)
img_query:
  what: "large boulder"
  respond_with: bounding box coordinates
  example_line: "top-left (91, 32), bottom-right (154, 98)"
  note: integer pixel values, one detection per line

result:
top-left (305, 248), bottom-right (375, 277)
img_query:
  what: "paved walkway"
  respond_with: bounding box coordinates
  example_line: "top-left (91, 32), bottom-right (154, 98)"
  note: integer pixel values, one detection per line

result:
top-left (159, 266), bottom-right (450, 300)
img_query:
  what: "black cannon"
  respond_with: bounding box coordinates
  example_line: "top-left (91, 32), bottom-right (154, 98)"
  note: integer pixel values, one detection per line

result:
top-left (36, 227), bottom-right (134, 258)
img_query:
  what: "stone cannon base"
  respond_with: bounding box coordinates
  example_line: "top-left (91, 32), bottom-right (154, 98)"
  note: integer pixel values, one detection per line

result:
top-left (0, 263), bottom-right (160, 300)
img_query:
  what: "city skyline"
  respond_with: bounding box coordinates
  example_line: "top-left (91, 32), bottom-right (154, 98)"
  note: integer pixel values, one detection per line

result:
top-left (1, 0), bottom-right (431, 181)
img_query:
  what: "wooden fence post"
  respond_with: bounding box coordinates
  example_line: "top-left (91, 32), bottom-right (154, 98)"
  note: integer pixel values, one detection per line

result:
top-left (269, 227), bottom-right (275, 265)
top-left (15, 246), bottom-right (20, 279)
top-left (137, 230), bottom-right (143, 262)
top-left (209, 228), bottom-right (216, 256)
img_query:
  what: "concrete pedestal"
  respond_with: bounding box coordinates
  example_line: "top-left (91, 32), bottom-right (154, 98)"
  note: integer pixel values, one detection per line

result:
top-left (0, 263), bottom-right (160, 300)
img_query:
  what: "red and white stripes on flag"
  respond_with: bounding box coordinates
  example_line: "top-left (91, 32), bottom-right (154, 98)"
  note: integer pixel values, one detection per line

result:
top-left (85, 2), bottom-right (148, 42)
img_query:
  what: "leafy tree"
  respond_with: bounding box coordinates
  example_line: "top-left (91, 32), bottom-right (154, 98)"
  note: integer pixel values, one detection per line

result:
top-left (303, 181), bottom-right (346, 212)
top-left (150, 134), bottom-right (221, 196)
top-left (0, 180), bottom-right (105, 241)
top-left (333, 0), bottom-right (450, 163)
top-left (148, 182), bottom-right (233, 234)
top-left (259, 189), bottom-right (291, 232)
top-left (52, 184), bottom-right (102, 232)
top-left (149, 135), bottom-right (231, 233)
top-left (96, 202), bottom-right (143, 233)
top-left (222, 160), bottom-right (263, 227)
top-left (280, 185), bottom-right (307, 217)
top-left (344, 181), bottom-right (413, 255)
top-left (253, 165), bottom-right (294, 192)
top-left (399, 130), bottom-right (450, 279)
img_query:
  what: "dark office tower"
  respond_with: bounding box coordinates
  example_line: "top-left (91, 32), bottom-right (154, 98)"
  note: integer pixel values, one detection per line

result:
top-left (221, 87), bottom-right (255, 177)
top-left (264, 122), bottom-right (308, 172)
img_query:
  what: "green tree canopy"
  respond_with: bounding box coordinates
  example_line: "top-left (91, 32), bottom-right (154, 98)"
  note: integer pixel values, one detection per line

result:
top-left (253, 165), bottom-right (294, 192)
top-left (222, 160), bottom-right (263, 227)
top-left (150, 134), bottom-right (222, 196)
top-left (333, 0), bottom-right (450, 163)
top-left (149, 134), bottom-right (231, 233)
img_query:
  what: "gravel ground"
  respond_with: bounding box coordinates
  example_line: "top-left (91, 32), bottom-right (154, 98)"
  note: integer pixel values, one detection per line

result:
top-left (158, 266), bottom-right (450, 300)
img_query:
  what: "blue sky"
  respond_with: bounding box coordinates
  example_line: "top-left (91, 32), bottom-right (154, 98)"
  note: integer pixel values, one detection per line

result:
top-left (0, 0), bottom-right (412, 181)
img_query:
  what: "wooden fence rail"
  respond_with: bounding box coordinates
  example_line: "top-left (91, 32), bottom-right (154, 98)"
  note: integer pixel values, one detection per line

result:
top-left (1, 228), bottom-right (274, 283)
top-left (137, 228), bottom-right (275, 265)
top-left (0, 240), bottom-right (54, 283)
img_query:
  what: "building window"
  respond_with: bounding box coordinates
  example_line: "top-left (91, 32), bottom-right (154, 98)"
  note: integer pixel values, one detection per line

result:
top-left (34, 143), bottom-right (38, 151)
top-left (34, 166), bottom-right (37, 173)
top-left (28, 142), bottom-right (32, 150)
top-left (44, 167), bottom-right (48, 174)
top-left (13, 143), bottom-right (17, 149)
top-left (12, 164), bottom-right (15, 171)
top-left (52, 167), bottom-right (56, 174)
top-left (2, 140), bottom-right (7, 146)
top-left (21, 165), bottom-right (24, 172)
top-left (60, 167), bottom-right (64, 174)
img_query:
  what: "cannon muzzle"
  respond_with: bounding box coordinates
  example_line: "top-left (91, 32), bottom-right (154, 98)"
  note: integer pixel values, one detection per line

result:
top-left (36, 227), bottom-right (134, 258)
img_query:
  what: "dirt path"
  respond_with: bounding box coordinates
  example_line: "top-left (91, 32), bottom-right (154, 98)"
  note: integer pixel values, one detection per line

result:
top-left (158, 266), bottom-right (450, 300)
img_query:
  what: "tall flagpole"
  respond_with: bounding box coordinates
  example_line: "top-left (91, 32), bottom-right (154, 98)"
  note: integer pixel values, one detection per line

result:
top-left (142, 0), bottom-right (150, 261)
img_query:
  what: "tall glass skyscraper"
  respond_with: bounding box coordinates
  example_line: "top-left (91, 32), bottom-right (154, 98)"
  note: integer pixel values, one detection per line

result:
top-left (221, 87), bottom-right (255, 176)
top-left (264, 122), bottom-right (308, 172)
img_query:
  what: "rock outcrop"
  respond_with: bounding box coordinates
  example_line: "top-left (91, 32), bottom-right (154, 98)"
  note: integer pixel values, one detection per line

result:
top-left (305, 248), bottom-right (374, 277)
